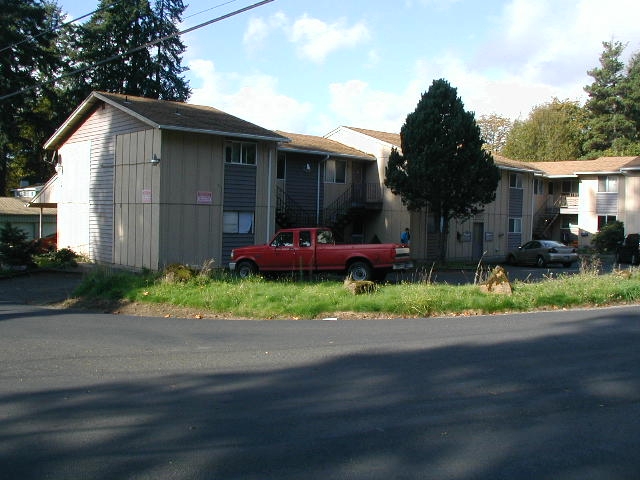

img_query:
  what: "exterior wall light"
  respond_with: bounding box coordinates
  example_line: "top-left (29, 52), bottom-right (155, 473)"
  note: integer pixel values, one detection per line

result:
top-left (150, 154), bottom-right (160, 165)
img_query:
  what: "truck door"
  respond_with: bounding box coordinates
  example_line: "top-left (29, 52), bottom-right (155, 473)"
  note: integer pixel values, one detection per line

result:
top-left (296, 230), bottom-right (315, 270)
top-left (264, 231), bottom-right (296, 270)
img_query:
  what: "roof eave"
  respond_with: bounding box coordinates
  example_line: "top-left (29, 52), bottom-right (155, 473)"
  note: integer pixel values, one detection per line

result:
top-left (158, 125), bottom-right (289, 143)
top-left (278, 146), bottom-right (374, 160)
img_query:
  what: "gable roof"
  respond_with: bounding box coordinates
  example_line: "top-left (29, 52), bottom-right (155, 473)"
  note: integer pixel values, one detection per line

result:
top-left (44, 91), bottom-right (290, 150)
top-left (341, 127), bottom-right (401, 147)
top-left (534, 156), bottom-right (640, 177)
top-left (276, 131), bottom-right (375, 160)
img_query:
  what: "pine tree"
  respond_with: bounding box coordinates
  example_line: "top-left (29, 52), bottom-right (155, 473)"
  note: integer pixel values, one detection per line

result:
top-left (384, 79), bottom-right (500, 260)
top-left (0, 0), bottom-right (63, 194)
top-left (73, 0), bottom-right (189, 101)
top-left (583, 41), bottom-right (637, 156)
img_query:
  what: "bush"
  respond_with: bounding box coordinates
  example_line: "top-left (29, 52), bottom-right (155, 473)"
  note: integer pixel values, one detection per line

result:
top-left (591, 221), bottom-right (624, 253)
top-left (33, 248), bottom-right (79, 269)
top-left (0, 223), bottom-right (36, 268)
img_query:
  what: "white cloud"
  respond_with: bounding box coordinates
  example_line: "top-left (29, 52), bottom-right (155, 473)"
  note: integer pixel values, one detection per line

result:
top-left (289, 15), bottom-right (370, 63)
top-left (243, 12), bottom-right (288, 52)
top-left (188, 59), bottom-right (313, 132)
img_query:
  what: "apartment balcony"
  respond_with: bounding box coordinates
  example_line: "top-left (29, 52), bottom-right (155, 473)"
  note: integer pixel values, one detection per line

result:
top-left (558, 194), bottom-right (579, 214)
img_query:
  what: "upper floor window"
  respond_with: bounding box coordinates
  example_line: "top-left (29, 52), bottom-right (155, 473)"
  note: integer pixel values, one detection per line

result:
top-left (561, 180), bottom-right (579, 194)
top-left (225, 141), bottom-right (256, 165)
top-left (598, 175), bottom-right (618, 193)
top-left (533, 178), bottom-right (544, 195)
top-left (325, 159), bottom-right (346, 183)
top-left (509, 173), bottom-right (523, 189)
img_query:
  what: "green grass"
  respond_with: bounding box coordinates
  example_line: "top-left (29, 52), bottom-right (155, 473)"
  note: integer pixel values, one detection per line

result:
top-left (71, 267), bottom-right (640, 319)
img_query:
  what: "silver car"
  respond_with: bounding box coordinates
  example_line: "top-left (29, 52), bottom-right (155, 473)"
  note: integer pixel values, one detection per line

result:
top-left (507, 240), bottom-right (578, 267)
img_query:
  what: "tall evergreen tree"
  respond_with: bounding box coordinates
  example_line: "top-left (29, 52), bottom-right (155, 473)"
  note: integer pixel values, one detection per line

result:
top-left (385, 79), bottom-right (500, 260)
top-left (73, 0), bottom-right (190, 101)
top-left (0, 0), bottom-right (63, 194)
top-left (583, 41), bottom-right (637, 156)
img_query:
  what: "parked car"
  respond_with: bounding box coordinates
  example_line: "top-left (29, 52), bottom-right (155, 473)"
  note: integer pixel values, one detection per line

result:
top-left (507, 240), bottom-right (578, 267)
top-left (31, 232), bottom-right (57, 253)
top-left (229, 227), bottom-right (413, 281)
top-left (615, 233), bottom-right (640, 265)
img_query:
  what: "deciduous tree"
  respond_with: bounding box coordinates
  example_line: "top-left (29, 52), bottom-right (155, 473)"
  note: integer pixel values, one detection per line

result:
top-left (502, 99), bottom-right (586, 161)
top-left (477, 113), bottom-right (512, 154)
top-left (385, 79), bottom-right (500, 260)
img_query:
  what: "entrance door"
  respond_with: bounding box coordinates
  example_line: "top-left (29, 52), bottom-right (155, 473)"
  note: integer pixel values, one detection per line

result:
top-left (472, 222), bottom-right (484, 260)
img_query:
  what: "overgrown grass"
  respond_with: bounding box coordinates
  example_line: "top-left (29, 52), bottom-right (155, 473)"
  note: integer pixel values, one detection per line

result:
top-left (71, 266), bottom-right (640, 319)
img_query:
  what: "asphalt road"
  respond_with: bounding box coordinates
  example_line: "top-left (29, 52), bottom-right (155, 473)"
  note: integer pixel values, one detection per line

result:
top-left (1, 302), bottom-right (639, 479)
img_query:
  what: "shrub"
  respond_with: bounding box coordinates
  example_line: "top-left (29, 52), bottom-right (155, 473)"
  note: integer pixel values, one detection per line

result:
top-left (163, 263), bottom-right (198, 283)
top-left (0, 223), bottom-right (36, 268)
top-left (34, 248), bottom-right (79, 269)
top-left (591, 220), bottom-right (624, 253)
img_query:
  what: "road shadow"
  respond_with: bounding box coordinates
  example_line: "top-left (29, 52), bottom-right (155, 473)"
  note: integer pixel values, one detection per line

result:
top-left (1, 309), bottom-right (639, 479)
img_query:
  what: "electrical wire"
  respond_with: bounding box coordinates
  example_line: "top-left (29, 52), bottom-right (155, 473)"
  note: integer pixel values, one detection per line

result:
top-left (0, 3), bottom-right (115, 55)
top-left (0, 0), bottom-right (275, 102)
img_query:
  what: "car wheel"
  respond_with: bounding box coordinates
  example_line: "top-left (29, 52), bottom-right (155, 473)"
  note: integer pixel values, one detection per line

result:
top-left (348, 261), bottom-right (373, 282)
top-left (237, 260), bottom-right (257, 279)
top-left (563, 262), bottom-right (572, 268)
top-left (536, 255), bottom-right (546, 268)
top-left (632, 254), bottom-right (639, 266)
top-left (507, 254), bottom-right (517, 265)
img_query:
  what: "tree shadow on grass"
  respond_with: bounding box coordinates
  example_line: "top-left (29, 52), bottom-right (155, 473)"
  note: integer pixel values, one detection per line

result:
top-left (1, 309), bottom-right (639, 480)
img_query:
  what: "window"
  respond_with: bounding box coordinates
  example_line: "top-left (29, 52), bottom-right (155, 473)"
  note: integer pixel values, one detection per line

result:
top-left (561, 180), bottom-right (579, 194)
top-left (533, 178), bottom-right (544, 195)
top-left (509, 173), bottom-right (522, 189)
top-left (509, 218), bottom-right (522, 233)
top-left (223, 211), bottom-right (254, 233)
top-left (270, 231), bottom-right (293, 247)
top-left (299, 231), bottom-right (311, 247)
top-left (597, 215), bottom-right (616, 230)
top-left (277, 152), bottom-right (286, 180)
top-left (598, 176), bottom-right (618, 193)
top-left (324, 159), bottom-right (346, 183)
top-left (225, 141), bottom-right (256, 165)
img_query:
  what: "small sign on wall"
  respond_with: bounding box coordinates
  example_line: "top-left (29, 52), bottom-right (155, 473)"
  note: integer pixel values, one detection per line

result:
top-left (485, 231), bottom-right (494, 241)
top-left (142, 189), bottom-right (152, 203)
top-left (197, 191), bottom-right (213, 205)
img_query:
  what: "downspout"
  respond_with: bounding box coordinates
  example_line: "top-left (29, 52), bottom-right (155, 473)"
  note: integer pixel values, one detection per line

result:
top-left (267, 147), bottom-right (273, 242)
top-left (317, 155), bottom-right (329, 225)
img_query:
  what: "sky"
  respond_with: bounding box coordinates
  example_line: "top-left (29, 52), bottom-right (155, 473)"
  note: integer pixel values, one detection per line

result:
top-left (57, 0), bottom-right (640, 136)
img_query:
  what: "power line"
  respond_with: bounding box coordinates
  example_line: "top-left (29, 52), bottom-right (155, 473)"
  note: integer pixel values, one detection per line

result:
top-left (0, 3), bottom-right (115, 55)
top-left (0, 0), bottom-right (275, 102)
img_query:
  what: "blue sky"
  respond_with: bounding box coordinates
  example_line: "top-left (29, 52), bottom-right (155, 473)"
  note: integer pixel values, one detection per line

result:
top-left (58, 0), bottom-right (640, 136)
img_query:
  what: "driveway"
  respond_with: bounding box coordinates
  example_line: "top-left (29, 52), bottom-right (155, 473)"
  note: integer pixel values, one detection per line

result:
top-left (0, 270), bottom-right (84, 305)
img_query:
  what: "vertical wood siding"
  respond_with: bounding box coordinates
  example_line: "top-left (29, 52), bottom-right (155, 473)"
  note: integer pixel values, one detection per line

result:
top-left (62, 103), bottom-right (148, 263)
top-left (114, 129), bottom-right (161, 270)
top-left (158, 131), bottom-right (224, 268)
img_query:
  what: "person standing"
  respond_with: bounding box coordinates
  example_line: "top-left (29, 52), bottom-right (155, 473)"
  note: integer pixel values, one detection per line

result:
top-left (400, 227), bottom-right (410, 244)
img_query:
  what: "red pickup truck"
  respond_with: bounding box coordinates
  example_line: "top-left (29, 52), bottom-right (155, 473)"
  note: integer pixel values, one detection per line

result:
top-left (229, 227), bottom-right (413, 281)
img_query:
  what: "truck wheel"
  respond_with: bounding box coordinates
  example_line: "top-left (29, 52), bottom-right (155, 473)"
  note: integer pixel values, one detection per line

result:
top-left (237, 260), bottom-right (257, 279)
top-left (348, 261), bottom-right (372, 281)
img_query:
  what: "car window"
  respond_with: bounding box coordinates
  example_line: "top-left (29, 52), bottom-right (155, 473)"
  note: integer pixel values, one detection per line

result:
top-left (317, 230), bottom-right (334, 244)
top-left (271, 232), bottom-right (294, 247)
top-left (524, 241), bottom-right (539, 249)
top-left (299, 231), bottom-right (311, 247)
